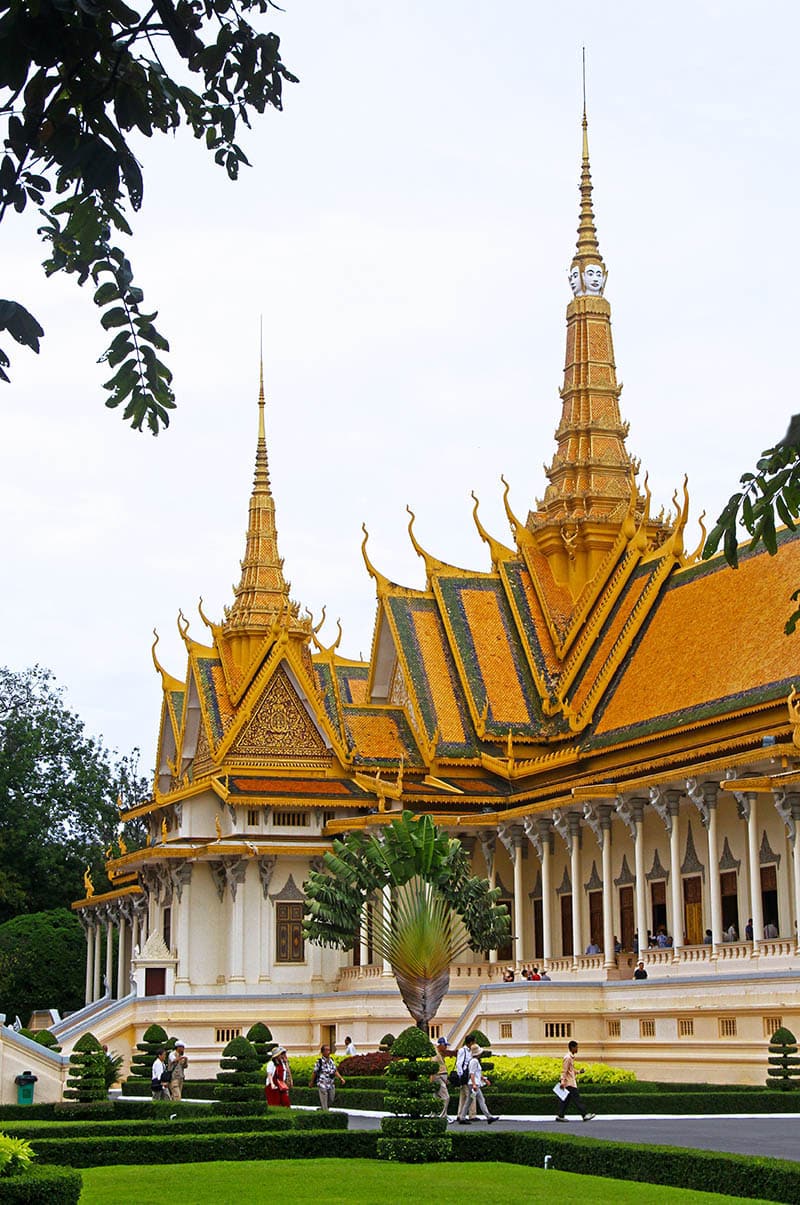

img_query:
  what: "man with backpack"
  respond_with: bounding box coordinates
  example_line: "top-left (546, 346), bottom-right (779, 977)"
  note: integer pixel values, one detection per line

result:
top-left (452, 1033), bottom-right (476, 1121)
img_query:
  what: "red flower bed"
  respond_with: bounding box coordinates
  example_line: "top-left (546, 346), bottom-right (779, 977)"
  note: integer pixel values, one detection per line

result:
top-left (337, 1051), bottom-right (393, 1076)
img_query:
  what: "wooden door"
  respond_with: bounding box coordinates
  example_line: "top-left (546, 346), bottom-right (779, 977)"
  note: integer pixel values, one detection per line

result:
top-left (560, 894), bottom-right (573, 957)
top-left (144, 967), bottom-right (165, 997)
top-left (589, 890), bottom-right (603, 949)
top-left (683, 875), bottom-right (703, 945)
top-left (533, 898), bottom-right (543, 960)
top-left (619, 885), bottom-right (634, 951)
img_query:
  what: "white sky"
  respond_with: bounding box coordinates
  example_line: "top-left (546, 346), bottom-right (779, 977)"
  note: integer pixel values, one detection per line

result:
top-left (2, 1), bottom-right (797, 769)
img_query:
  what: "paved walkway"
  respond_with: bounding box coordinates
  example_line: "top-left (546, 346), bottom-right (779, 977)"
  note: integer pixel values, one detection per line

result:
top-left (343, 1110), bottom-right (800, 1162)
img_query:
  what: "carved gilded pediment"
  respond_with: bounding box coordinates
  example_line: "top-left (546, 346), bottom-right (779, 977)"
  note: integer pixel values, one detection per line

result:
top-left (233, 665), bottom-right (329, 762)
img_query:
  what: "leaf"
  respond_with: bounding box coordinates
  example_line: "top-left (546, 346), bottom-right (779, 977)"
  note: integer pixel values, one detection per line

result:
top-left (100, 307), bottom-right (129, 331)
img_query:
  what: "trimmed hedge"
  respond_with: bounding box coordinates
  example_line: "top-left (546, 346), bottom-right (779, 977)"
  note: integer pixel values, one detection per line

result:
top-left (449, 1129), bottom-right (800, 1204)
top-left (4, 1111), bottom-right (348, 1142)
top-left (0, 1166), bottom-right (81, 1203)
top-left (31, 1128), bottom-right (377, 1168)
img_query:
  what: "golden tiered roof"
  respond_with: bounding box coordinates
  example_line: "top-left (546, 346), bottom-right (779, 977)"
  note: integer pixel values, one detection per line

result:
top-left (101, 102), bottom-right (800, 882)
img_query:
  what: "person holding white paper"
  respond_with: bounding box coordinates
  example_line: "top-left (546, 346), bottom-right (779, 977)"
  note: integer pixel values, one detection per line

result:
top-left (555, 1040), bottom-right (596, 1122)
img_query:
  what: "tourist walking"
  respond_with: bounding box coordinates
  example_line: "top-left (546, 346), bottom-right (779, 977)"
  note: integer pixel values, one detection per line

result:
top-left (310, 1043), bottom-right (345, 1110)
top-left (168, 1041), bottom-right (188, 1100)
top-left (457, 1043), bottom-right (498, 1125)
top-left (151, 1048), bottom-right (169, 1100)
top-left (266, 1046), bottom-right (292, 1106)
top-left (555, 1040), bottom-right (595, 1122)
top-left (344, 1035), bottom-right (358, 1056)
top-left (454, 1034), bottom-right (476, 1121)
top-left (431, 1036), bottom-right (450, 1119)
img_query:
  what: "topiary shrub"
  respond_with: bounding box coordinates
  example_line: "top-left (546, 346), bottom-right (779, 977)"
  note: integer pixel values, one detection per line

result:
top-left (471, 1030), bottom-right (490, 1048)
top-left (379, 1033), bottom-right (396, 1050)
top-left (128, 1024), bottom-right (174, 1082)
top-left (32, 1031), bottom-right (61, 1054)
top-left (213, 1036), bottom-right (263, 1108)
top-left (63, 1033), bottom-right (106, 1103)
top-left (767, 1027), bottom-right (800, 1091)
top-left (377, 1026), bottom-right (450, 1163)
top-left (245, 1023), bottom-right (277, 1065)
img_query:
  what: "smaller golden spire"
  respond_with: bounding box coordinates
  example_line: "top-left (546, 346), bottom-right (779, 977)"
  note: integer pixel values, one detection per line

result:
top-left (569, 52), bottom-right (607, 295)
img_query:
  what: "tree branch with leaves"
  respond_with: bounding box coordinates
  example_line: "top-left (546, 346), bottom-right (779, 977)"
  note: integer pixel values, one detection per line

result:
top-left (0, 0), bottom-right (297, 432)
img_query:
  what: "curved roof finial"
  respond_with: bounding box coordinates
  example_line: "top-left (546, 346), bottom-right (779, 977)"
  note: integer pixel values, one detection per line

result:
top-left (198, 596), bottom-right (214, 630)
top-left (500, 475), bottom-right (526, 543)
top-left (406, 504), bottom-right (452, 581)
top-left (360, 523), bottom-right (391, 595)
top-left (312, 604), bottom-right (327, 636)
top-left (151, 629), bottom-right (167, 678)
top-left (471, 490), bottom-right (514, 567)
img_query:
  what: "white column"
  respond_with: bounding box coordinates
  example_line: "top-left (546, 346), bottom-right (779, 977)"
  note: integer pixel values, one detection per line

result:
top-left (600, 809), bottom-right (614, 968)
top-left (668, 795), bottom-right (683, 952)
top-left (228, 863), bottom-right (246, 982)
top-left (382, 886), bottom-right (392, 974)
top-left (359, 896), bottom-right (370, 967)
top-left (174, 867), bottom-right (192, 985)
top-left (632, 799), bottom-right (647, 956)
top-left (84, 919), bottom-right (95, 1005)
top-left (116, 913), bottom-right (127, 998)
top-left (541, 827), bottom-right (553, 965)
top-left (569, 813), bottom-right (582, 963)
top-left (745, 793), bottom-right (763, 946)
top-left (705, 788), bottom-right (723, 951)
top-left (789, 795), bottom-right (800, 952)
top-left (481, 834), bottom-right (498, 965)
top-left (104, 915), bottom-right (114, 996)
top-left (512, 829), bottom-right (525, 964)
top-left (92, 918), bottom-right (102, 1001)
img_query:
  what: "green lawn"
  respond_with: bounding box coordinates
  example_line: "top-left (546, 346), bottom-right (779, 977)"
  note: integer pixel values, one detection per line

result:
top-left (78, 1158), bottom-right (772, 1203)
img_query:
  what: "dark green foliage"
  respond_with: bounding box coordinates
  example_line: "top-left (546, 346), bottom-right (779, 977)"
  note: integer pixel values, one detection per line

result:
top-left (375, 1136), bottom-right (451, 1163)
top-left (379, 1033), bottom-right (396, 1049)
top-left (379, 1116), bottom-right (447, 1138)
top-left (0, 2), bottom-right (297, 429)
top-left (128, 1023), bottom-right (173, 1082)
top-left (31, 1128), bottom-right (376, 1169)
top-left (3, 1110), bottom-right (346, 1141)
top-left (704, 428), bottom-right (800, 633)
top-left (0, 909), bottom-right (85, 1025)
top-left (63, 1032), bottom-right (105, 1103)
top-left (101, 1049), bottom-right (123, 1090)
top-left (31, 1031), bottom-right (60, 1054)
top-left (449, 1129), bottom-right (800, 1204)
top-left (245, 1022), bottom-right (276, 1064)
top-left (0, 667), bottom-right (148, 924)
top-left (0, 1165), bottom-right (82, 1203)
top-left (390, 1027), bottom-right (435, 1060)
top-left (471, 1030), bottom-right (490, 1048)
top-left (213, 1035), bottom-right (262, 1104)
top-left (767, 1026), bottom-right (800, 1090)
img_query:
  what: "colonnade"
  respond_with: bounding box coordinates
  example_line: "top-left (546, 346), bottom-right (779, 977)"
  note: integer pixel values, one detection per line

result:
top-left (79, 896), bottom-right (148, 1005)
top-left (483, 783), bottom-right (800, 967)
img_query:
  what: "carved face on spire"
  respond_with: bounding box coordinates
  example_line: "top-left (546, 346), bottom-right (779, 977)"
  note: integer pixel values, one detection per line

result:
top-left (583, 263), bottom-right (606, 295)
top-left (568, 265), bottom-right (581, 296)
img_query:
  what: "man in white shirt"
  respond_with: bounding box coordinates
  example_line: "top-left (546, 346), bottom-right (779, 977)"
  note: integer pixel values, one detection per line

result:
top-left (151, 1049), bottom-right (168, 1100)
top-left (456, 1043), bottom-right (498, 1125)
top-left (343, 1036), bottom-right (357, 1056)
top-left (455, 1034), bottom-right (476, 1121)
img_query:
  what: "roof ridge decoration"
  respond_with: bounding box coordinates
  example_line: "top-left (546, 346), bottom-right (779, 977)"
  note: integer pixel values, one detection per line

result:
top-left (471, 491), bottom-right (515, 570)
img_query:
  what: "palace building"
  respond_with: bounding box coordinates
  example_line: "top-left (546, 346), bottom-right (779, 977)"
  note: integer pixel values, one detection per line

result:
top-left (66, 110), bottom-right (800, 1084)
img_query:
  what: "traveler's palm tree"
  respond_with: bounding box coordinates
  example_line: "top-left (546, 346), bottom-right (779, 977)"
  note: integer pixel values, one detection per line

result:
top-left (303, 812), bottom-right (510, 1028)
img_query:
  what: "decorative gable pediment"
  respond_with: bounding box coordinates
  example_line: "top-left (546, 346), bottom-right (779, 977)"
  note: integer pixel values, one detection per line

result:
top-left (269, 873), bottom-right (306, 903)
top-left (231, 665), bottom-right (331, 767)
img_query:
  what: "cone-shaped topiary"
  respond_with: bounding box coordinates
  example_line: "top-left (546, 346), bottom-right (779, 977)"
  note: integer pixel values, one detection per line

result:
top-left (377, 1025), bottom-right (450, 1163)
top-left (379, 1033), bottom-right (396, 1050)
top-left (246, 1023), bottom-right (277, 1065)
top-left (213, 1035), bottom-right (263, 1113)
top-left (64, 1032), bottom-right (106, 1102)
top-left (767, 1026), bottom-right (800, 1090)
top-left (128, 1023), bottom-right (174, 1082)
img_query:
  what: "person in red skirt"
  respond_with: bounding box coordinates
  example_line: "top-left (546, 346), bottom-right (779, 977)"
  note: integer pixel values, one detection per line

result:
top-left (265, 1046), bottom-right (293, 1107)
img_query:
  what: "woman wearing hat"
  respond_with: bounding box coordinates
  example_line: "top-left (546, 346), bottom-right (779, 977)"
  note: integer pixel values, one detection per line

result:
top-left (266, 1047), bottom-right (293, 1107)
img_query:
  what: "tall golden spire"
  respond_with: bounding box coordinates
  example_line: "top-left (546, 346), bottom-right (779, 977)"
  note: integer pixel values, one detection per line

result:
top-left (526, 96), bottom-right (668, 593)
top-left (223, 348), bottom-right (291, 635)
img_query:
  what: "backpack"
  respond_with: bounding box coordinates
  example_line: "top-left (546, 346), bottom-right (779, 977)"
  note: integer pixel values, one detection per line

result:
top-left (160, 1062), bottom-right (173, 1084)
top-left (455, 1047), bottom-right (471, 1087)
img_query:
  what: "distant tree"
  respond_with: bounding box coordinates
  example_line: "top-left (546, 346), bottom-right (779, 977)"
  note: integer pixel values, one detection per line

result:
top-left (0, 665), bottom-right (149, 920)
top-left (0, 908), bottom-right (84, 1024)
top-left (0, 1), bottom-right (297, 432)
top-left (704, 421), bottom-right (800, 633)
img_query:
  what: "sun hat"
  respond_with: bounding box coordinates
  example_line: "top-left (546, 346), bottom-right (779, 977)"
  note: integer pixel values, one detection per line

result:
top-left (436, 1037), bottom-right (448, 1046)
